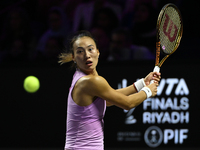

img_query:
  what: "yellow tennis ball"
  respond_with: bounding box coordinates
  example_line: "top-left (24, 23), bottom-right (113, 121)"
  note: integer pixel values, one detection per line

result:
top-left (24, 76), bottom-right (40, 93)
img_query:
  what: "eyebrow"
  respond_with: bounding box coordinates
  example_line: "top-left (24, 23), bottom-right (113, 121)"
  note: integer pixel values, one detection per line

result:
top-left (76, 45), bottom-right (94, 50)
top-left (87, 45), bottom-right (94, 48)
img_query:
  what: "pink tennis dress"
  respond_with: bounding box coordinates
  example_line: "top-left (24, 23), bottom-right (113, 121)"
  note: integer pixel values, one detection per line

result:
top-left (65, 70), bottom-right (106, 150)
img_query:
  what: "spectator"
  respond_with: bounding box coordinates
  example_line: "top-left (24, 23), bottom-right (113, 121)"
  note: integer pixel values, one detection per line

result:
top-left (35, 36), bottom-right (65, 63)
top-left (72, 0), bottom-right (122, 32)
top-left (91, 7), bottom-right (119, 36)
top-left (123, 0), bottom-right (157, 16)
top-left (121, 2), bottom-right (157, 53)
top-left (107, 28), bottom-right (131, 61)
top-left (36, 6), bottom-right (70, 60)
top-left (61, 0), bottom-right (83, 26)
top-left (107, 28), bottom-right (154, 61)
top-left (2, 38), bottom-right (28, 62)
top-left (0, 7), bottom-right (36, 62)
top-left (90, 27), bottom-right (110, 60)
top-left (36, 0), bottom-right (65, 25)
top-left (130, 44), bottom-right (154, 60)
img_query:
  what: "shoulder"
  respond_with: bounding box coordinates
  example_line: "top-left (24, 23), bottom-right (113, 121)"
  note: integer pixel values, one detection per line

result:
top-left (78, 75), bottom-right (107, 87)
top-left (76, 75), bottom-right (109, 96)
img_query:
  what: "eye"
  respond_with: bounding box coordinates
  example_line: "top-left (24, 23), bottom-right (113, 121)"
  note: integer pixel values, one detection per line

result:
top-left (77, 49), bottom-right (83, 53)
top-left (88, 47), bottom-right (94, 51)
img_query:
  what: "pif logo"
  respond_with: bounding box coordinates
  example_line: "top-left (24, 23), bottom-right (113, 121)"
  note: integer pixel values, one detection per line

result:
top-left (144, 126), bottom-right (163, 148)
top-left (144, 126), bottom-right (189, 148)
top-left (163, 14), bottom-right (178, 42)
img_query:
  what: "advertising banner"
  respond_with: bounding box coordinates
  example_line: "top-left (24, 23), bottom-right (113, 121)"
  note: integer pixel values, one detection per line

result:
top-left (100, 60), bottom-right (198, 149)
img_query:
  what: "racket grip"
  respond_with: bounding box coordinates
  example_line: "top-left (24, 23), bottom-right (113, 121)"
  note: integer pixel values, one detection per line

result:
top-left (153, 66), bottom-right (160, 73)
top-left (150, 66), bottom-right (160, 84)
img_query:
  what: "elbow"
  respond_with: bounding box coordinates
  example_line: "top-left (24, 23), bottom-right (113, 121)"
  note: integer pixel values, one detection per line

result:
top-left (123, 106), bottom-right (131, 111)
top-left (123, 103), bottom-right (136, 110)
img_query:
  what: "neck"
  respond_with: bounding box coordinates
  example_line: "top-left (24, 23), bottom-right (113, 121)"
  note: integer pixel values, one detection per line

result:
top-left (78, 68), bottom-right (98, 76)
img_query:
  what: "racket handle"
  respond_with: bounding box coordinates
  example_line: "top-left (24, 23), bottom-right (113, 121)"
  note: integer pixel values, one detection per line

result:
top-left (153, 66), bottom-right (160, 73)
top-left (150, 66), bottom-right (160, 84)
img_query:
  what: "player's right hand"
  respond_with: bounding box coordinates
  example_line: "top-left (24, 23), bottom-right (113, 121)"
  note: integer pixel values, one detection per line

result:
top-left (147, 82), bottom-right (158, 97)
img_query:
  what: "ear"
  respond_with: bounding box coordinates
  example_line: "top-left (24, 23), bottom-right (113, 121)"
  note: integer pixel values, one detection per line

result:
top-left (97, 49), bottom-right (100, 57)
top-left (72, 54), bottom-right (75, 61)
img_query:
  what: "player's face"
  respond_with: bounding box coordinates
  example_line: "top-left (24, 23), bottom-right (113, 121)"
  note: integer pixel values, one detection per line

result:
top-left (73, 36), bottom-right (100, 75)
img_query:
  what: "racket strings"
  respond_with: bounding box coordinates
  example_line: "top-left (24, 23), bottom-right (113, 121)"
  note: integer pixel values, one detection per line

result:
top-left (159, 6), bottom-right (182, 54)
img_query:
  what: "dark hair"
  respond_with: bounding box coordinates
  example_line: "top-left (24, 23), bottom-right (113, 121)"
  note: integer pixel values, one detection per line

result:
top-left (58, 30), bottom-right (97, 65)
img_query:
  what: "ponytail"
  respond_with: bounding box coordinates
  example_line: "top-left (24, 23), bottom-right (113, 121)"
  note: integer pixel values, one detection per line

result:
top-left (58, 53), bottom-right (73, 65)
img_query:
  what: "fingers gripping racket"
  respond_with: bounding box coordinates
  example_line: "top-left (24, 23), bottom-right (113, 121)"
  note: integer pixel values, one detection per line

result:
top-left (151, 3), bottom-right (183, 83)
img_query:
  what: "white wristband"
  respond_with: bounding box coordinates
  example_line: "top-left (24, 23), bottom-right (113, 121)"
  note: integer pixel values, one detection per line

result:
top-left (141, 87), bottom-right (152, 99)
top-left (134, 78), bottom-right (146, 92)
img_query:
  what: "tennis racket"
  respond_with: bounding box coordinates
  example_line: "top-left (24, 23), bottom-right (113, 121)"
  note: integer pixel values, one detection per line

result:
top-left (150, 3), bottom-right (183, 83)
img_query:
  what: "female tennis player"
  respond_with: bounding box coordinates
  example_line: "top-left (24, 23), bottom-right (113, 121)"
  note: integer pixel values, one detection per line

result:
top-left (59, 30), bottom-right (161, 150)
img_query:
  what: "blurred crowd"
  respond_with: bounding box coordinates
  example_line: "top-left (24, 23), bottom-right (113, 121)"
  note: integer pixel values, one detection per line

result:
top-left (0, 0), bottom-right (187, 64)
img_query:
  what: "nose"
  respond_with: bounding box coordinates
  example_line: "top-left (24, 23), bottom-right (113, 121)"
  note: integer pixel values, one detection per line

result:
top-left (85, 50), bottom-right (90, 58)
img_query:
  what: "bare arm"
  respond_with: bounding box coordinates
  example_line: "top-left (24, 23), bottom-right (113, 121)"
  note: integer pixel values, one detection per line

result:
top-left (107, 72), bottom-right (161, 107)
top-left (82, 75), bottom-right (157, 110)
top-left (107, 85), bottom-right (137, 107)
top-left (116, 85), bottom-right (137, 96)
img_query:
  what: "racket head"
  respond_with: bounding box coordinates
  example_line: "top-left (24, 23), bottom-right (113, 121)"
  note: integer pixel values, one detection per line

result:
top-left (156, 3), bottom-right (183, 67)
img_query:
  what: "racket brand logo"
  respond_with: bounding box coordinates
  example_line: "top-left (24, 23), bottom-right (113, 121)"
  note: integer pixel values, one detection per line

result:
top-left (163, 14), bottom-right (178, 42)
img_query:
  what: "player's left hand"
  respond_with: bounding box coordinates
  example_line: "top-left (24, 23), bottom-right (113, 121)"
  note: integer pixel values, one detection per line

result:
top-left (144, 72), bottom-right (161, 86)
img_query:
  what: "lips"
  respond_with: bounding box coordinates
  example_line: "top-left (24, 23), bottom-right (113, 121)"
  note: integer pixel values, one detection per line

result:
top-left (86, 60), bottom-right (92, 65)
